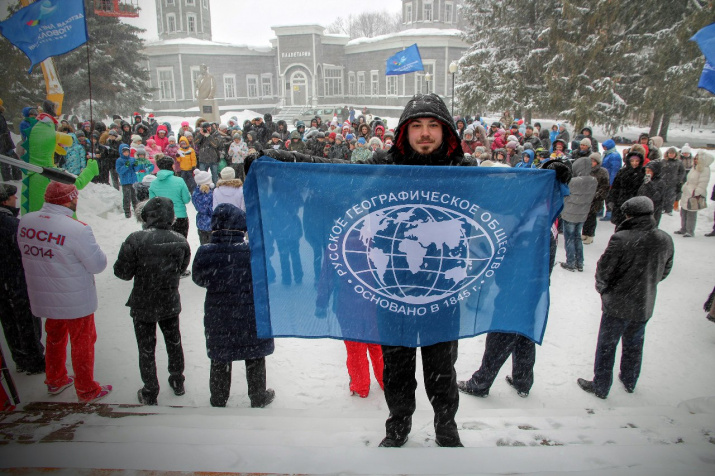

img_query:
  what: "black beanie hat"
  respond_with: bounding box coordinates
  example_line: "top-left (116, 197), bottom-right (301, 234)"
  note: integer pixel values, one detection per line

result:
top-left (621, 196), bottom-right (654, 217)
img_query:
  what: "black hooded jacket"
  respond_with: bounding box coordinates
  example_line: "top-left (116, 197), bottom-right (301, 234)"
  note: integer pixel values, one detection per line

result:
top-left (638, 160), bottom-right (666, 226)
top-left (596, 214), bottom-right (674, 322)
top-left (113, 197), bottom-right (191, 322)
top-left (608, 153), bottom-right (645, 226)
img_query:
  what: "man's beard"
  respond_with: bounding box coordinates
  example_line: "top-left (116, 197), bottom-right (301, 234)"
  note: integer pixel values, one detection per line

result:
top-left (398, 141), bottom-right (451, 165)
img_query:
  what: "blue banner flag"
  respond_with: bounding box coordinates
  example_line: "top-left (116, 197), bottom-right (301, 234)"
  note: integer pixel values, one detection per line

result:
top-left (0, 0), bottom-right (88, 73)
top-left (692, 22), bottom-right (715, 66)
top-left (698, 60), bottom-right (715, 95)
top-left (244, 158), bottom-right (564, 347)
top-left (386, 44), bottom-right (424, 76)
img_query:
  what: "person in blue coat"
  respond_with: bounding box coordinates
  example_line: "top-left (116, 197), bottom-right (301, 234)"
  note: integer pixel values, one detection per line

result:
top-left (192, 204), bottom-right (276, 408)
top-left (515, 149), bottom-right (536, 168)
top-left (601, 139), bottom-right (621, 221)
top-left (116, 143), bottom-right (138, 218)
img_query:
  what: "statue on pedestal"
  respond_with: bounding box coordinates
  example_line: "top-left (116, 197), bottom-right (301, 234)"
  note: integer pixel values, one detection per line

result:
top-left (195, 64), bottom-right (216, 100)
top-left (194, 64), bottom-right (219, 123)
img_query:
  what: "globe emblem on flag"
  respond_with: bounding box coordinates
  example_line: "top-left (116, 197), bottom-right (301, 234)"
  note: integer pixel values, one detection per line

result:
top-left (342, 204), bottom-right (496, 305)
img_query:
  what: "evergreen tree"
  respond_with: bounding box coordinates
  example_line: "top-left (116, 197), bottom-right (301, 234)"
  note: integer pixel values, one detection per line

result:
top-left (0, 5), bottom-right (49, 128)
top-left (457, 0), bottom-right (561, 123)
top-left (54, 0), bottom-right (151, 119)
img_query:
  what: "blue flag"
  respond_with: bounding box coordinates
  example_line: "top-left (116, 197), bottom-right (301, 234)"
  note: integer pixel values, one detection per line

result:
top-left (0, 0), bottom-right (88, 73)
top-left (244, 158), bottom-right (564, 347)
top-left (698, 60), bottom-right (715, 95)
top-left (692, 22), bottom-right (715, 66)
top-left (386, 44), bottom-right (424, 76)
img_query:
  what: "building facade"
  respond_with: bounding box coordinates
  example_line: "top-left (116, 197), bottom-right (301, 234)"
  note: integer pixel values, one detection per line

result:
top-left (144, 0), bottom-right (469, 118)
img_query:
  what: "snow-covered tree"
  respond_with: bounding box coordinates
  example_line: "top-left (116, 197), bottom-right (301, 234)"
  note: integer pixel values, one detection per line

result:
top-left (54, 0), bottom-right (150, 118)
top-left (456, 0), bottom-right (562, 124)
top-left (326, 11), bottom-right (402, 39)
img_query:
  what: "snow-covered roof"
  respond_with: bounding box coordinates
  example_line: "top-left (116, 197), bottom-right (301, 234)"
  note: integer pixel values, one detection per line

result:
top-left (145, 37), bottom-right (272, 52)
top-left (346, 28), bottom-right (463, 46)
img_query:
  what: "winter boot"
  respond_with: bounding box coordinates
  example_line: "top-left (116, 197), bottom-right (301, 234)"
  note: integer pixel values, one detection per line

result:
top-left (577, 378), bottom-right (606, 399)
top-left (250, 388), bottom-right (275, 408)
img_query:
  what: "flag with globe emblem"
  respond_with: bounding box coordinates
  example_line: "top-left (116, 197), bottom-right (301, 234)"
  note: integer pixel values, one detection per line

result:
top-left (245, 158), bottom-right (564, 347)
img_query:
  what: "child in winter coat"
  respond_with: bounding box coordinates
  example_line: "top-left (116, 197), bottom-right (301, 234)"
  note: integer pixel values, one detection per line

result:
top-left (164, 135), bottom-right (181, 173)
top-left (145, 138), bottom-right (163, 165)
top-left (134, 145), bottom-right (155, 182)
top-left (212, 167), bottom-right (245, 211)
top-left (350, 137), bottom-right (372, 163)
top-left (192, 204), bottom-right (276, 408)
top-left (227, 132), bottom-right (248, 181)
top-left (191, 170), bottom-right (215, 245)
top-left (116, 143), bottom-right (139, 218)
top-left (149, 156), bottom-right (192, 241)
top-left (63, 132), bottom-right (88, 175)
top-left (130, 134), bottom-right (143, 157)
top-left (150, 124), bottom-right (169, 152)
top-left (113, 196), bottom-right (191, 405)
top-left (176, 137), bottom-right (197, 193)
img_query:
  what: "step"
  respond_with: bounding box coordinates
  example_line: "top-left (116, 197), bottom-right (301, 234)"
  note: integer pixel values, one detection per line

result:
top-left (1, 402), bottom-right (714, 475)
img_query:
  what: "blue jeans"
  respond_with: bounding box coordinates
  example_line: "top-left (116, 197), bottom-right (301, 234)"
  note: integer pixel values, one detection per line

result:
top-left (562, 219), bottom-right (583, 268)
top-left (592, 314), bottom-right (647, 397)
top-left (199, 162), bottom-right (218, 184)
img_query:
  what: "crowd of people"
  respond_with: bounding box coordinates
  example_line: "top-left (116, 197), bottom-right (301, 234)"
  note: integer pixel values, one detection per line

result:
top-left (0, 94), bottom-right (712, 446)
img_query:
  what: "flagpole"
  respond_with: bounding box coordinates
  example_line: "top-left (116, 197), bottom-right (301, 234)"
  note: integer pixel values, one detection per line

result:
top-left (85, 41), bottom-right (95, 160)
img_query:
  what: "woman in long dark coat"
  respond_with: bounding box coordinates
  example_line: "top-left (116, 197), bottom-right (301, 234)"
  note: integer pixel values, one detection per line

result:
top-left (608, 151), bottom-right (645, 226)
top-left (192, 203), bottom-right (275, 408)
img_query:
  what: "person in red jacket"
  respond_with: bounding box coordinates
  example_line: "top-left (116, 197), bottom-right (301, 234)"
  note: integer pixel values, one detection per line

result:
top-left (151, 124), bottom-right (170, 153)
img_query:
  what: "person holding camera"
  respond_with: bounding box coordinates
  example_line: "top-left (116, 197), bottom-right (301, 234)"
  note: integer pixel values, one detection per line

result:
top-left (195, 122), bottom-right (221, 184)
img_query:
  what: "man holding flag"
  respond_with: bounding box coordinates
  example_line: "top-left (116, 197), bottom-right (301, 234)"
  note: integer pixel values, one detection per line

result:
top-left (245, 92), bottom-right (565, 448)
top-left (369, 94), bottom-right (465, 448)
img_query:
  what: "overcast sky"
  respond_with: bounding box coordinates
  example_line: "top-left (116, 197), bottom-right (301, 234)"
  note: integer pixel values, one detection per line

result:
top-left (122, 0), bottom-right (403, 46)
top-left (0, 0), bottom-right (403, 45)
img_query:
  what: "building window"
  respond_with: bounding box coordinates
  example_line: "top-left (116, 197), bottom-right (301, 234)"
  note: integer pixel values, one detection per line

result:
top-left (357, 72), bottom-right (366, 96)
top-left (404, 3), bottom-right (412, 23)
top-left (261, 74), bottom-right (273, 97)
top-left (445, 2), bottom-right (453, 24)
top-left (324, 66), bottom-right (343, 97)
top-left (224, 74), bottom-right (236, 99)
top-left (167, 0), bottom-right (175, 5)
top-left (186, 0), bottom-right (195, 6)
top-left (423, 0), bottom-right (433, 22)
top-left (416, 62), bottom-right (435, 94)
top-left (386, 76), bottom-right (398, 96)
top-left (202, 0), bottom-right (208, 8)
top-left (167, 13), bottom-right (176, 33)
top-left (370, 70), bottom-right (379, 96)
top-left (157, 68), bottom-right (175, 101)
top-left (247, 75), bottom-right (259, 98)
top-left (348, 72), bottom-right (356, 96)
top-left (187, 13), bottom-right (196, 33)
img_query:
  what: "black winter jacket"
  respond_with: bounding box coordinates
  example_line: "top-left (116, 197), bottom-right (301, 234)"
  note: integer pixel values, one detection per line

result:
top-left (608, 156), bottom-right (645, 226)
top-left (595, 215), bottom-right (674, 322)
top-left (192, 204), bottom-right (275, 361)
top-left (0, 205), bottom-right (27, 297)
top-left (113, 197), bottom-right (191, 322)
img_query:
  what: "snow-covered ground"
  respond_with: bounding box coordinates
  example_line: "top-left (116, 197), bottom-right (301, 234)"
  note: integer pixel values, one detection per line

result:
top-left (1, 117), bottom-right (715, 475)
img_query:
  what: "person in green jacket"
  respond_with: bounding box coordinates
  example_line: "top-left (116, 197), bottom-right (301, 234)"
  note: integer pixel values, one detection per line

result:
top-left (149, 156), bottom-right (191, 255)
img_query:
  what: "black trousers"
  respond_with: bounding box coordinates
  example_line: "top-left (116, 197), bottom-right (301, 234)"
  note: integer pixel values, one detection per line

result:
top-left (381, 341), bottom-right (459, 444)
top-left (582, 210), bottom-right (599, 237)
top-left (172, 217), bottom-right (189, 238)
top-left (133, 315), bottom-right (185, 401)
top-left (198, 229), bottom-right (212, 246)
top-left (468, 332), bottom-right (535, 393)
top-left (210, 357), bottom-right (266, 407)
top-left (0, 292), bottom-right (45, 372)
top-left (121, 184), bottom-right (138, 217)
top-left (592, 314), bottom-right (647, 397)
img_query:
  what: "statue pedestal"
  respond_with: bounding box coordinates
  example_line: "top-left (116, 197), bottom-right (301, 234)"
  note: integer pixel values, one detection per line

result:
top-left (198, 99), bottom-right (220, 123)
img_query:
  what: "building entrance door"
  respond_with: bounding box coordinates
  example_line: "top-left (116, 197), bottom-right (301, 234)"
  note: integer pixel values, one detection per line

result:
top-left (290, 71), bottom-right (308, 106)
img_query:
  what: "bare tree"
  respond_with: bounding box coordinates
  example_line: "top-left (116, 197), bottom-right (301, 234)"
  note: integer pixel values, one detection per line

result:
top-left (326, 11), bottom-right (401, 39)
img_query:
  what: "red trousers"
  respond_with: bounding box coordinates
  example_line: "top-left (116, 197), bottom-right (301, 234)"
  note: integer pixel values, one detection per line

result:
top-left (344, 340), bottom-right (384, 397)
top-left (45, 314), bottom-right (101, 401)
